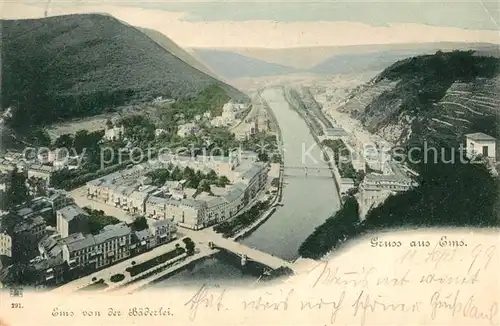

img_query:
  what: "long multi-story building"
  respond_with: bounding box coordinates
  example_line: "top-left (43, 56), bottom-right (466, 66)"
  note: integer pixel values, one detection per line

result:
top-left (34, 218), bottom-right (177, 284)
top-left (63, 222), bottom-right (132, 270)
top-left (85, 153), bottom-right (269, 230)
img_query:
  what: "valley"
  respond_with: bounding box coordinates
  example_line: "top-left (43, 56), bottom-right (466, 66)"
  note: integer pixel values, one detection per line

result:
top-left (0, 13), bottom-right (499, 292)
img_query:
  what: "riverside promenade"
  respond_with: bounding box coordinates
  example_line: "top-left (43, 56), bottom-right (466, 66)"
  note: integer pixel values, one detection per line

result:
top-left (51, 238), bottom-right (187, 294)
top-left (110, 244), bottom-right (219, 294)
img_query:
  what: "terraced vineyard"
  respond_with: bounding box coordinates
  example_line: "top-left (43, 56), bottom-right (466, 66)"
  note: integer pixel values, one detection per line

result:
top-left (336, 51), bottom-right (500, 147)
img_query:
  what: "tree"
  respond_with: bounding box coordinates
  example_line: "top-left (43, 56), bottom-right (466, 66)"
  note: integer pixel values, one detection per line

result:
top-left (171, 166), bottom-right (182, 181)
top-left (183, 238), bottom-right (195, 256)
top-left (84, 208), bottom-right (121, 234)
top-left (298, 196), bottom-right (360, 259)
top-left (73, 130), bottom-right (90, 154)
top-left (197, 179), bottom-right (211, 194)
top-left (206, 169), bottom-right (218, 181)
top-left (25, 128), bottom-right (51, 147)
top-left (131, 216), bottom-right (148, 231)
top-left (53, 133), bottom-right (74, 149)
top-left (26, 176), bottom-right (47, 198)
top-left (216, 175), bottom-right (230, 187)
top-left (7, 168), bottom-right (29, 208)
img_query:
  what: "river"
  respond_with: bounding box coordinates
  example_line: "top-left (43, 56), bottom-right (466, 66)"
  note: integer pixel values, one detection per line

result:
top-left (239, 87), bottom-right (340, 260)
top-left (154, 87), bottom-right (340, 286)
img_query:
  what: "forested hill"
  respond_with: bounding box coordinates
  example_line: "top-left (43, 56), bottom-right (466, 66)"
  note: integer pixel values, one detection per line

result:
top-left (136, 27), bottom-right (220, 80)
top-left (0, 14), bottom-right (247, 130)
top-left (339, 50), bottom-right (500, 147)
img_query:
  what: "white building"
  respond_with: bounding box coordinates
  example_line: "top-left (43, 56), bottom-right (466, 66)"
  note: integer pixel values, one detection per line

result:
top-left (104, 125), bottom-right (125, 141)
top-left (465, 132), bottom-right (496, 162)
top-left (210, 116), bottom-right (225, 127)
top-left (177, 123), bottom-right (199, 138)
top-left (155, 129), bottom-right (167, 137)
top-left (0, 232), bottom-right (12, 258)
top-left (28, 164), bottom-right (55, 186)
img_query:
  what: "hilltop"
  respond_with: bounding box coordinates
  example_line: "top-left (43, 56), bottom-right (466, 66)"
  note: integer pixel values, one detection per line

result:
top-left (136, 27), bottom-right (220, 80)
top-left (0, 14), bottom-right (246, 130)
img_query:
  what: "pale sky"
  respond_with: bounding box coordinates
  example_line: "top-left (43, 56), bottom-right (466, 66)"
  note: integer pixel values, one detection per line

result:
top-left (1, 1), bottom-right (499, 48)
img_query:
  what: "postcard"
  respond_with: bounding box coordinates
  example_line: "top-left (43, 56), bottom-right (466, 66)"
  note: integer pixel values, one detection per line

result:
top-left (0, 0), bottom-right (498, 325)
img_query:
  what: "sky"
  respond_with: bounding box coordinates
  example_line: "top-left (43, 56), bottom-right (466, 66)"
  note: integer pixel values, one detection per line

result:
top-left (1, 0), bottom-right (499, 48)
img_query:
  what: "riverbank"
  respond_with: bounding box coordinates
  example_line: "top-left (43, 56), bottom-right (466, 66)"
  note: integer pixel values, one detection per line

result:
top-left (213, 92), bottom-right (285, 240)
top-left (282, 86), bottom-right (342, 203)
top-left (239, 88), bottom-right (340, 260)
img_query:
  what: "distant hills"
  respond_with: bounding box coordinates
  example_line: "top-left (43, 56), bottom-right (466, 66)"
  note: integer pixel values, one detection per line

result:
top-left (191, 43), bottom-right (500, 79)
top-left (193, 49), bottom-right (299, 79)
top-left (0, 14), bottom-right (246, 130)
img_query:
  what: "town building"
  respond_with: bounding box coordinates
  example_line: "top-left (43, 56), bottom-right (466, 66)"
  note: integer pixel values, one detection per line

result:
top-left (465, 132), bottom-right (497, 162)
top-left (85, 152), bottom-right (268, 230)
top-left (133, 219), bottom-right (177, 253)
top-left (104, 125), bottom-right (125, 141)
top-left (324, 127), bottom-right (349, 140)
top-left (13, 215), bottom-right (47, 240)
top-left (56, 204), bottom-right (90, 238)
top-left (236, 162), bottom-right (268, 203)
top-left (47, 189), bottom-right (74, 213)
top-left (0, 232), bottom-right (12, 258)
top-left (12, 215), bottom-right (48, 261)
top-left (358, 161), bottom-right (416, 219)
top-left (36, 234), bottom-right (67, 285)
top-left (27, 164), bottom-right (55, 186)
top-left (133, 228), bottom-right (156, 252)
top-left (64, 222), bottom-right (132, 271)
top-left (177, 123), bottom-right (200, 138)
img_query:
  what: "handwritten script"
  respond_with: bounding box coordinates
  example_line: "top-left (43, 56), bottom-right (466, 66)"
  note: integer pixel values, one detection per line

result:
top-left (182, 239), bottom-right (498, 325)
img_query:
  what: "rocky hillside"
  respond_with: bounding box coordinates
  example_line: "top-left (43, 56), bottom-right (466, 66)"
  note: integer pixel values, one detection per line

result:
top-left (0, 14), bottom-right (246, 131)
top-left (338, 50), bottom-right (500, 147)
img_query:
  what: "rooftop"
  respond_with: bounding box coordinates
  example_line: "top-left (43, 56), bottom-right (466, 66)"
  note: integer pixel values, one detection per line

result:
top-left (57, 205), bottom-right (89, 222)
top-left (152, 219), bottom-right (173, 228)
top-left (241, 162), bottom-right (266, 180)
top-left (64, 223), bottom-right (131, 252)
top-left (324, 128), bottom-right (349, 137)
top-left (466, 132), bottom-right (496, 142)
top-left (135, 228), bottom-right (153, 241)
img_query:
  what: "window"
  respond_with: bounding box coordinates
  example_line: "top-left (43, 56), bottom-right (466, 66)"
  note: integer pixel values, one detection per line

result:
top-left (482, 146), bottom-right (489, 157)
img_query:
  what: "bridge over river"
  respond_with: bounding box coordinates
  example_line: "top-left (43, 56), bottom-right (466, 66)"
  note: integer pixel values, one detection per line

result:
top-left (180, 228), bottom-right (296, 272)
top-left (281, 165), bottom-right (332, 178)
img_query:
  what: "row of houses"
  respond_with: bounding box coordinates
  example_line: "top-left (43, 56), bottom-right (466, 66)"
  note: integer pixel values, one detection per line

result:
top-left (86, 154), bottom-right (268, 230)
top-left (35, 217), bottom-right (176, 285)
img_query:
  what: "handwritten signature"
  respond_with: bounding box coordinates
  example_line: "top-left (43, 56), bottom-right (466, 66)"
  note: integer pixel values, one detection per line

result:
top-left (430, 290), bottom-right (498, 326)
top-left (184, 283), bottom-right (226, 321)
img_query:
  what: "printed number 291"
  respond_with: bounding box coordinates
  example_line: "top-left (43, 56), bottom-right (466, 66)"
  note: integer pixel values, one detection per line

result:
top-left (11, 303), bottom-right (23, 308)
